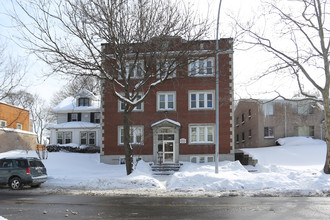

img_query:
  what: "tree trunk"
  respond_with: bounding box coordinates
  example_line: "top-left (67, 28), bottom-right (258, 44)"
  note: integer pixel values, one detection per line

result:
top-left (123, 110), bottom-right (133, 175)
top-left (323, 97), bottom-right (330, 174)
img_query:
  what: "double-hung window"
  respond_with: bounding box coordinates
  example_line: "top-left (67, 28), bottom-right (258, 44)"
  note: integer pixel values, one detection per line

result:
top-left (157, 60), bottom-right (176, 79)
top-left (189, 91), bottom-right (214, 110)
top-left (80, 131), bottom-right (96, 145)
top-left (57, 131), bottom-right (72, 144)
top-left (188, 57), bottom-right (214, 76)
top-left (157, 92), bottom-right (176, 111)
top-left (189, 124), bottom-right (215, 144)
top-left (119, 93), bottom-right (144, 112)
top-left (125, 61), bottom-right (144, 79)
top-left (118, 126), bottom-right (144, 145)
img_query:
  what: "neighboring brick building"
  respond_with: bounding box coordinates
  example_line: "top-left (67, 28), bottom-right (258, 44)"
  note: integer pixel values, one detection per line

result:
top-left (234, 99), bottom-right (325, 149)
top-left (101, 37), bottom-right (234, 164)
top-left (0, 102), bottom-right (37, 153)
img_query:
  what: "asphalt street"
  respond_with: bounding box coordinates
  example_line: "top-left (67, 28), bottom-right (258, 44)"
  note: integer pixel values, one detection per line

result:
top-left (1, 190), bottom-right (330, 219)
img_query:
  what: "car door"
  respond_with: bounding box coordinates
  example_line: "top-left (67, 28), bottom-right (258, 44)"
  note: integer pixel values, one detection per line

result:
top-left (0, 159), bottom-right (13, 184)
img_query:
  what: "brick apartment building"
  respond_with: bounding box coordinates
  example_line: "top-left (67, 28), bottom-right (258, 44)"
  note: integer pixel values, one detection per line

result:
top-left (100, 37), bottom-right (234, 165)
top-left (234, 99), bottom-right (325, 149)
top-left (0, 102), bottom-right (37, 152)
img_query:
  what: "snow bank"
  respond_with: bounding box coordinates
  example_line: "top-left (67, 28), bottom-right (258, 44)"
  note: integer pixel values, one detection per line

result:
top-left (1, 137), bottom-right (330, 196)
top-left (276, 136), bottom-right (325, 146)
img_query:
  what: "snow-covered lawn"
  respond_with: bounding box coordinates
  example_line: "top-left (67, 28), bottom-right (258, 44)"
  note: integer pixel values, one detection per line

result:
top-left (1, 137), bottom-right (330, 196)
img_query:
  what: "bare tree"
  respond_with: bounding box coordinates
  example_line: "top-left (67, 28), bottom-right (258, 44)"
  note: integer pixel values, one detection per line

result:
top-left (0, 41), bottom-right (26, 101)
top-left (5, 90), bottom-right (55, 144)
top-left (233, 0), bottom-right (330, 173)
top-left (10, 0), bottom-right (210, 175)
top-left (51, 75), bottom-right (101, 106)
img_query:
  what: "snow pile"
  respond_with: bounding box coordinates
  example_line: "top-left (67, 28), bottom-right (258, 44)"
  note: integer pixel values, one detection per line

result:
top-left (1, 137), bottom-right (330, 196)
top-left (0, 217), bottom-right (8, 220)
top-left (276, 136), bottom-right (325, 146)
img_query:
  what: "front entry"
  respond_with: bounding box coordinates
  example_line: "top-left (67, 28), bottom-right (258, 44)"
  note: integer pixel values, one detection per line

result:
top-left (163, 140), bottom-right (175, 163)
top-left (151, 119), bottom-right (181, 164)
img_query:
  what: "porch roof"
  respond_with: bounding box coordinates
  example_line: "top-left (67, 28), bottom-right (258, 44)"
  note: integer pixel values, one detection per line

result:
top-left (151, 118), bottom-right (181, 128)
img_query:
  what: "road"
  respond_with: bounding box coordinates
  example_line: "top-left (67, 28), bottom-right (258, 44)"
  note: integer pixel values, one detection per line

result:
top-left (1, 190), bottom-right (330, 219)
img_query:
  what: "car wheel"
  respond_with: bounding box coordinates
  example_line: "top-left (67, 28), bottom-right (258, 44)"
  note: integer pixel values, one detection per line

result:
top-left (9, 177), bottom-right (22, 190)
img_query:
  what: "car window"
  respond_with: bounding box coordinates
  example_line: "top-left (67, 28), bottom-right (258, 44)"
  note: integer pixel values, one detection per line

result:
top-left (28, 160), bottom-right (45, 168)
top-left (0, 159), bottom-right (13, 168)
top-left (15, 159), bottom-right (28, 168)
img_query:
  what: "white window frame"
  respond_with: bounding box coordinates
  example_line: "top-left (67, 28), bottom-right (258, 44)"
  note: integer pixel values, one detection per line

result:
top-left (16, 123), bottom-right (22, 130)
top-left (189, 124), bottom-right (215, 144)
top-left (188, 90), bottom-right (215, 110)
top-left (80, 131), bottom-right (96, 145)
top-left (190, 155), bottom-right (214, 163)
top-left (157, 60), bottom-right (176, 79)
top-left (0, 120), bottom-right (7, 127)
top-left (157, 91), bottom-right (176, 111)
top-left (188, 57), bottom-right (215, 76)
top-left (118, 93), bottom-right (144, 112)
top-left (125, 60), bottom-right (144, 79)
top-left (56, 131), bottom-right (72, 144)
top-left (118, 126), bottom-right (144, 145)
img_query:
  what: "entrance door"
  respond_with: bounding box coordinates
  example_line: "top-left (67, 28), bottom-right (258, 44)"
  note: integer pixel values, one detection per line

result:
top-left (163, 141), bottom-right (175, 163)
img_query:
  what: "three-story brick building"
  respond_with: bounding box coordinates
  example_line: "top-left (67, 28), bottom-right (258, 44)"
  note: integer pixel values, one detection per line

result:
top-left (101, 37), bottom-right (234, 164)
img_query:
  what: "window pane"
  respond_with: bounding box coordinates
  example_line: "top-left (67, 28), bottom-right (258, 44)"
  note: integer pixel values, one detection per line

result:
top-left (199, 61), bottom-right (205, 74)
top-left (199, 94), bottom-right (204, 108)
top-left (199, 127), bottom-right (205, 142)
top-left (190, 62), bottom-right (196, 75)
top-left (207, 94), bottom-right (213, 108)
top-left (89, 132), bottom-right (95, 145)
top-left (206, 60), bottom-right (212, 74)
top-left (191, 127), bottom-right (197, 142)
top-left (191, 94), bottom-right (196, 108)
top-left (136, 63), bottom-right (142, 77)
top-left (168, 94), bottom-right (174, 109)
top-left (120, 128), bottom-right (124, 144)
top-left (81, 132), bottom-right (87, 145)
top-left (207, 127), bottom-right (213, 142)
top-left (159, 95), bottom-right (165, 109)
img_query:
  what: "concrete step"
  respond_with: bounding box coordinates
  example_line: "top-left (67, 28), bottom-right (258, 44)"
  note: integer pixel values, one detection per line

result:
top-left (150, 163), bottom-right (182, 175)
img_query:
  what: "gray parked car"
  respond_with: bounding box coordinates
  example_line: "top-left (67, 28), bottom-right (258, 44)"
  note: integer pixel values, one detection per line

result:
top-left (0, 157), bottom-right (47, 190)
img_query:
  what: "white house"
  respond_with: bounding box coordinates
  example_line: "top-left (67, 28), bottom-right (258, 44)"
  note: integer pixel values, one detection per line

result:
top-left (47, 89), bottom-right (102, 148)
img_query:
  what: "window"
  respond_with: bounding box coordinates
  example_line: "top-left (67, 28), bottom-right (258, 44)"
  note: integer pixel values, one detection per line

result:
top-left (236, 117), bottom-right (239, 127)
top-left (0, 120), bottom-right (6, 127)
top-left (248, 109), bottom-right (251, 118)
top-left (242, 132), bottom-right (245, 142)
top-left (17, 123), bottom-right (22, 130)
top-left (118, 126), bottom-right (144, 145)
top-left (189, 125), bottom-right (215, 144)
top-left (189, 91), bottom-right (214, 110)
top-left (189, 57), bottom-right (214, 76)
top-left (248, 129), bottom-right (252, 138)
top-left (57, 132), bottom-right (63, 144)
top-left (241, 113), bottom-right (245, 124)
top-left (190, 156), bottom-right (214, 163)
top-left (64, 132), bottom-right (72, 144)
top-left (157, 60), bottom-right (176, 79)
top-left (157, 92), bottom-right (176, 111)
top-left (56, 132), bottom-right (72, 144)
top-left (78, 98), bottom-right (89, 106)
top-left (125, 61), bottom-right (144, 79)
top-left (71, 113), bottom-right (78, 121)
top-left (264, 127), bottom-right (274, 138)
top-left (119, 94), bottom-right (144, 112)
top-left (90, 112), bottom-right (101, 123)
top-left (236, 134), bottom-right (239, 144)
top-left (264, 103), bottom-right (274, 115)
top-left (80, 131), bottom-right (96, 145)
